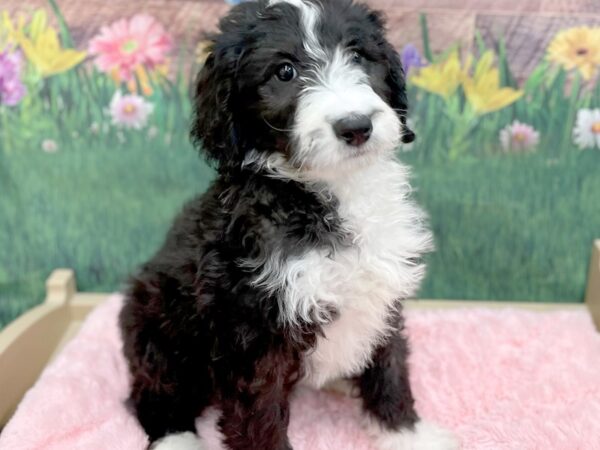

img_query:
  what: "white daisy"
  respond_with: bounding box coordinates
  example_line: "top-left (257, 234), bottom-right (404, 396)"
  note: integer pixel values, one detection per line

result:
top-left (573, 108), bottom-right (600, 149)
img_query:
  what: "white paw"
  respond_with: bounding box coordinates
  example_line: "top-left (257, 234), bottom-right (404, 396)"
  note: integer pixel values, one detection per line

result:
top-left (373, 420), bottom-right (459, 450)
top-left (151, 432), bottom-right (204, 450)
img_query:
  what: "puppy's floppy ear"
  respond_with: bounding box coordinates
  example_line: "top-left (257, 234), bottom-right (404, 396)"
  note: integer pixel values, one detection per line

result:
top-left (383, 42), bottom-right (415, 144)
top-left (368, 11), bottom-right (415, 145)
top-left (191, 46), bottom-right (241, 170)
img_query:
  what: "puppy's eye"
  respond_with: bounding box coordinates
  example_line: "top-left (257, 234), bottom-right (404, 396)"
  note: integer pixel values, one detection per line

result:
top-left (351, 50), bottom-right (363, 64)
top-left (275, 63), bottom-right (297, 82)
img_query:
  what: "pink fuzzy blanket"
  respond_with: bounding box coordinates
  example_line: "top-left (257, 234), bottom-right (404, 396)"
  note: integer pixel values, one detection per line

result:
top-left (2, 295), bottom-right (600, 450)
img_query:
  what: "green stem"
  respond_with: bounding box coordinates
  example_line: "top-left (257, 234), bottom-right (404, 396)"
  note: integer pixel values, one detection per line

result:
top-left (0, 107), bottom-right (10, 154)
top-left (448, 106), bottom-right (477, 160)
top-left (420, 14), bottom-right (433, 62)
top-left (561, 72), bottom-right (580, 152)
top-left (47, 0), bottom-right (74, 47)
top-left (0, 107), bottom-right (11, 196)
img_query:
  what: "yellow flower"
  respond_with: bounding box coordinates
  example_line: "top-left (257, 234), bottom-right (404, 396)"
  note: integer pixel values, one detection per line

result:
top-left (10, 9), bottom-right (86, 77)
top-left (411, 50), bottom-right (470, 99)
top-left (462, 51), bottom-right (523, 115)
top-left (547, 26), bottom-right (600, 80)
top-left (1, 11), bottom-right (23, 49)
top-left (27, 9), bottom-right (47, 41)
top-left (2, 10), bottom-right (47, 50)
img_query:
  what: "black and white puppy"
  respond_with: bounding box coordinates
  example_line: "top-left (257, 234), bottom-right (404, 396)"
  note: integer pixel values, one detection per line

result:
top-left (120, 0), bottom-right (457, 449)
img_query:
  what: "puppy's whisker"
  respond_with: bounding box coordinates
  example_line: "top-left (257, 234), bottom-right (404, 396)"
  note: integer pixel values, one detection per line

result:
top-left (262, 117), bottom-right (293, 133)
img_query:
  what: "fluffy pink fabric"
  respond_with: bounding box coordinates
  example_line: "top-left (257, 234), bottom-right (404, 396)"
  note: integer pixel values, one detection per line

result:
top-left (2, 295), bottom-right (600, 450)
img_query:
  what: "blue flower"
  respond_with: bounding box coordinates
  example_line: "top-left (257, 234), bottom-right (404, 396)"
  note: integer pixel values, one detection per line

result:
top-left (400, 44), bottom-right (426, 73)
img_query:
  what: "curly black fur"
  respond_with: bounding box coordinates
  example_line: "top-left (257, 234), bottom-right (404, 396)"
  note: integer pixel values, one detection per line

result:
top-left (120, 176), bottom-right (335, 446)
top-left (120, 1), bottom-right (421, 448)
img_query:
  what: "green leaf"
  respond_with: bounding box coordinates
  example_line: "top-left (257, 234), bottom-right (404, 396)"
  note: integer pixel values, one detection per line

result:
top-left (524, 62), bottom-right (549, 93)
top-left (420, 13), bottom-right (433, 62)
top-left (474, 29), bottom-right (486, 56)
top-left (497, 37), bottom-right (516, 88)
top-left (46, 0), bottom-right (74, 48)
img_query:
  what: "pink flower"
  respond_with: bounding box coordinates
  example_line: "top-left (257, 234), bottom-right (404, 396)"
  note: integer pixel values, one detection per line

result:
top-left (109, 91), bottom-right (154, 129)
top-left (0, 50), bottom-right (27, 106)
top-left (89, 14), bottom-right (172, 82)
top-left (499, 121), bottom-right (540, 152)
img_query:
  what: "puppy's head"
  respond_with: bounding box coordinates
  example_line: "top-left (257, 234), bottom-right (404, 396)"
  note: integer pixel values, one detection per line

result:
top-left (192, 0), bottom-right (414, 179)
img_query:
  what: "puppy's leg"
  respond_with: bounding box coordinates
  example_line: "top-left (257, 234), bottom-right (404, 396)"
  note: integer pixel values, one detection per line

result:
top-left (131, 373), bottom-right (208, 450)
top-left (122, 273), bottom-right (214, 449)
top-left (358, 328), bottom-right (458, 450)
top-left (123, 323), bottom-right (210, 449)
top-left (219, 395), bottom-right (292, 450)
top-left (218, 355), bottom-right (297, 450)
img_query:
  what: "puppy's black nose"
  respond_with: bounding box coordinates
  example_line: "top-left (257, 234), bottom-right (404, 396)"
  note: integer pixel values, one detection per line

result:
top-left (333, 115), bottom-right (373, 147)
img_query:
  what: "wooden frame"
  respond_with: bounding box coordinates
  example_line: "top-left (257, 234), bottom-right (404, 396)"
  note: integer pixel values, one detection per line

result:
top-left (1, 240), bottom-right (599, 426)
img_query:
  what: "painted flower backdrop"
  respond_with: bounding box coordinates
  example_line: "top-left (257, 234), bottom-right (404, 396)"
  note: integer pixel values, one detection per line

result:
top-left (2, 3), bottom-right (597, 155)
top-left (0, 0), bottom-right (599, 327)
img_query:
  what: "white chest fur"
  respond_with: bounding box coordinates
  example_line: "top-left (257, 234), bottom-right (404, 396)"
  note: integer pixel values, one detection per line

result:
top-left (251, 159), bottom-right (432, 387)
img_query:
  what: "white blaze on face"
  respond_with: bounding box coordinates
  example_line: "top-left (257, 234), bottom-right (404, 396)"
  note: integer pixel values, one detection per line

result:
top-left (268, 0), bottom-right (327, 61)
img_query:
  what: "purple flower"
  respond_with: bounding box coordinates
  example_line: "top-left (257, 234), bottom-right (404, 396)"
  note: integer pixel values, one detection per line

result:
top-left (400, 44), bottom-right (426, 73)
top-left (0, 50), bottom-right (27, 106)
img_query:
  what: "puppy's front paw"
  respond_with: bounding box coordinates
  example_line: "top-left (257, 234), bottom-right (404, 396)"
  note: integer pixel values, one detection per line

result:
top-left (373, 420), bottom-right (459, 450)
top-left (150, 432), bottom-right (204, 450)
